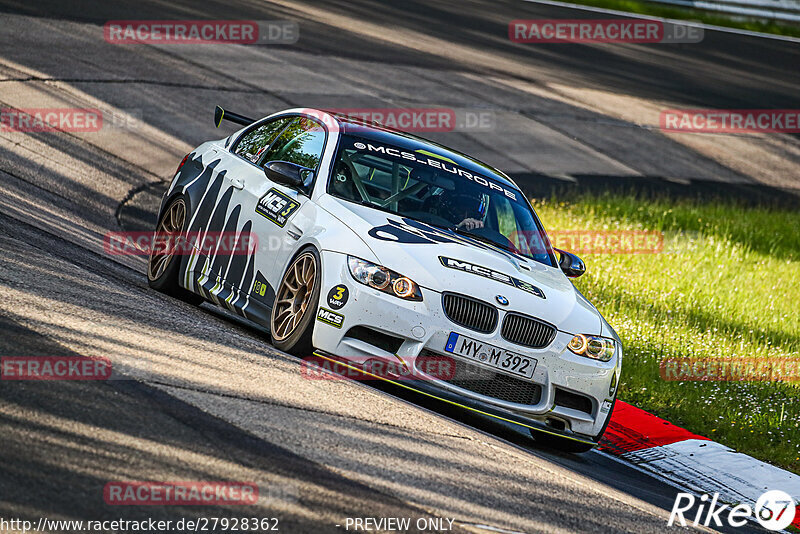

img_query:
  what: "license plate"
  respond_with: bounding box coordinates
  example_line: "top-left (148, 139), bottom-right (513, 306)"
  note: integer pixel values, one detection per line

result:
top-left (444, 332), bottom-right (536, 379)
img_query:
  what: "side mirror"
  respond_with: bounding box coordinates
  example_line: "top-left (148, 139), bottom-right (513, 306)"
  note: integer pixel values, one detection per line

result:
top-left (555, 248), bottom-right (586, 278)
top-left (264, 161), bottom-right (314, 192)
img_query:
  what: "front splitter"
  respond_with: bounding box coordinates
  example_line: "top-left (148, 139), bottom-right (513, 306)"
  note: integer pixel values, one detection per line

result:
top-left (312, 350), bottom-right (597, 446)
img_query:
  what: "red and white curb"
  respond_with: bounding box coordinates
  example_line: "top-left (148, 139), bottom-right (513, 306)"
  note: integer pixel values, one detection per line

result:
top-left (600, 401), bottom-right (800, 529)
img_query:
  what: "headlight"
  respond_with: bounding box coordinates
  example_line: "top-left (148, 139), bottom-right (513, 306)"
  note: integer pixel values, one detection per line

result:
top-left (347, 256), bottom-right (423, 301)
top-left (567, 334), bottom-right (615, 362)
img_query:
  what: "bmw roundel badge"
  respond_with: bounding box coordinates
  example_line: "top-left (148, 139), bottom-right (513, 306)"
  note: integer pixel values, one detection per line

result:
top-left (495, 295), bottom-right (509, 306)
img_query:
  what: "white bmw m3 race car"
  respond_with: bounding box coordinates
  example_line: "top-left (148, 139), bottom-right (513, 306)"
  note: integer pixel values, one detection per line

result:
top-left (148, 106), bottom-right (622, 452)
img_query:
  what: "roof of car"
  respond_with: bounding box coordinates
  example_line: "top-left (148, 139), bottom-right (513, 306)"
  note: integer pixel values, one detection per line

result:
top-left (327, 112), bottom-right (518, 190)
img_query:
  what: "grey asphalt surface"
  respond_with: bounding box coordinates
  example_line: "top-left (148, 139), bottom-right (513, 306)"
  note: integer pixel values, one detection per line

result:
top-left (0, 1), bottom-right (796, 533)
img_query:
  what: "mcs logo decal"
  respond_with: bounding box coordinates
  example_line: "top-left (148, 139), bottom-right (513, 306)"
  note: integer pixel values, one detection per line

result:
top-left (317, 307), bottom-right (344, 328)
top-left (441, 257), bottom-right (513, 284)
top-left (256, 188), bottom-right (300, 227)
top-left (439, 257), bottom-right (545, 299)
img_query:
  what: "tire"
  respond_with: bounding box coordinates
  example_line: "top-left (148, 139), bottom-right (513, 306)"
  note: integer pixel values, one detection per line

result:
top-left (147, 195), bottom-right (203, 305)
top-left (270, 247), bottom-right (321, 356)
top-left (593, 397), bottom-right (617, 442)
top-left (530, 399), bottom-right (616, 454)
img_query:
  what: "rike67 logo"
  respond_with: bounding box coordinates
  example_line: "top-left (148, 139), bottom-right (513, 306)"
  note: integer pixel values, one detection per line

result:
top-left (669, 490), bottom-right (796, 531)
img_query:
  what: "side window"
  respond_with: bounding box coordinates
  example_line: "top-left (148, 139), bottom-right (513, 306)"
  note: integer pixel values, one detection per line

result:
top-left (260, 117), bottom-right (326, 170)
top-left (233, 117), bottom-right (291, 163)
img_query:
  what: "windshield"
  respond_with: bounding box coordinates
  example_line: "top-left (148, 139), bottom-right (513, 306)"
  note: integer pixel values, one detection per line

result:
top-left (327, 136), bottom-right (556, 267)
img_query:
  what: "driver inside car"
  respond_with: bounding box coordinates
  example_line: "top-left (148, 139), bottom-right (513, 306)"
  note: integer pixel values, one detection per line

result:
top-left (431, 191), bottom-right (488, 230)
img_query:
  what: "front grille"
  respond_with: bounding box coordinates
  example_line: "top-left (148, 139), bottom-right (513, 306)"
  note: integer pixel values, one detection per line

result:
top-left (417, 351), bottom-right (542, 405)
top-left (442, 293), bottom-right (498, 334)
top-left (554, 388), bottom-right (593, 415)
top-left (501, 312), bottom-right (556, 349)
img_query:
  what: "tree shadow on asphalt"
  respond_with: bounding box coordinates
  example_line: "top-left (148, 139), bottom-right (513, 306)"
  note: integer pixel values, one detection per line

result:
top-left (0, 315), bottom-right (470, 534)
top-left (0, 216), bottom-right (673, 534)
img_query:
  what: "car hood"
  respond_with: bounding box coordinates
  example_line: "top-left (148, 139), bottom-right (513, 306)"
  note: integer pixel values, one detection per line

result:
top-left (319, 195), bottom-right (603, 334)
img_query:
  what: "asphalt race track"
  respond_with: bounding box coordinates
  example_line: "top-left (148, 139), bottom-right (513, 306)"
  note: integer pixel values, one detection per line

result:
top-left (0, 1), bottom-right (798, 533)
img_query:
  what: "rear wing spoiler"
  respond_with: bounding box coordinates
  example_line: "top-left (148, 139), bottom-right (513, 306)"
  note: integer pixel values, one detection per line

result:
top-left (214, 105), bottom-right (256, 128)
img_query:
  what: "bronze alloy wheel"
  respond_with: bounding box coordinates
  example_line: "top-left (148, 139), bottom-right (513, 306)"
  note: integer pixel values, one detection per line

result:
top-left (271, 251), bottom-right (318, 341)
top-left (148, 197), bottom-right (186, 282)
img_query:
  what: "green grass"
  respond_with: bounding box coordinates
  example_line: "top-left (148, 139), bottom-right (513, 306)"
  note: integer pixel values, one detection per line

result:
top-left (533, 192), bottom-right (800, 473)
top-left (552, 0), bottom-right (800, 38)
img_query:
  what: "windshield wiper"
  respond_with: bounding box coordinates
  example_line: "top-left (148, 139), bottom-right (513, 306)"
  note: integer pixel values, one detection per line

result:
top-left (423, 223), bottom-right (514, 255)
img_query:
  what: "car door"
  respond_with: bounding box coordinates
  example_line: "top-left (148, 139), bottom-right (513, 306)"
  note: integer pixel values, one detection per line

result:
top-left (226, 115), bottom-right (327, 325)
top-left (195, 115), bottom-right (293, 314)
top-left (249, 115), bottom-right (327, 285)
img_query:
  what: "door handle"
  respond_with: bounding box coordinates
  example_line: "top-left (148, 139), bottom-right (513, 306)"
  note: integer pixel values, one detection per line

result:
top-left (229, 177), bottom-right (244, 190)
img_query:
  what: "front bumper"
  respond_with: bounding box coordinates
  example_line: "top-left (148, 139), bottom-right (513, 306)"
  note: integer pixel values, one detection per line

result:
top-left (313, 251), bottom-right (620, 444)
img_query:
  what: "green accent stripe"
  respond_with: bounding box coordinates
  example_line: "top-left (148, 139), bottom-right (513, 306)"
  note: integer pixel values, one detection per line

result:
top-left (415, 149), bottom-right (456, 164)
top-left (312, 351), bottom-right (594, 445)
